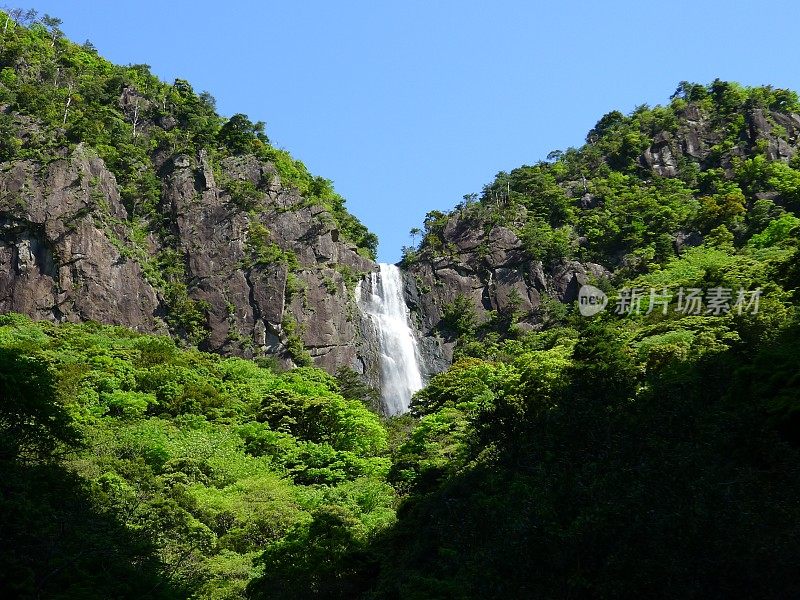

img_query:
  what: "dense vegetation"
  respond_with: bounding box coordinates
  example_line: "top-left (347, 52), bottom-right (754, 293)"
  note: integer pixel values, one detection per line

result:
top-left (347, 81), bottom-right (800, 598)
top-left (0, 314), bottom-right (394, 598)
top-left (2, 10), bottom-right (800, 600)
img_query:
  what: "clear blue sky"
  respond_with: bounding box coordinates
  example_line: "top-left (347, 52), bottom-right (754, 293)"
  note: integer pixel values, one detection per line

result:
top-left (28, 0), bottom-right (800, 262)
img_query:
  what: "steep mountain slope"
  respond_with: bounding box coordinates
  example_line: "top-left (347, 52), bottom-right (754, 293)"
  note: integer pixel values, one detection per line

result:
top-left (0, 12), bottom-right (377, 372)
top-left (403, 81), bottom-right (800, 363)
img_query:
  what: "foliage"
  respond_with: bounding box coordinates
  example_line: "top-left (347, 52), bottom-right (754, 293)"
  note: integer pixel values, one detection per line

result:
top-left (0, 316), bottom-right (395, 597)
top-left (439, 294), bottom-right (478, 337)
top-left (748, 213), bottom-right (800, 248)
top-left (408, 80), bottom-right (800, 276)
top-left (0, 346), bottom-right (78, 460)
top-left (217, 113), bottom-right (269, 155)
top-left (224, 177), bottom-right (265, 212)
top-left (334, 366), bottom-right (380, 410)
top-left (519, 218), bottom-right (575, 263)
top-left (280, 315), bottom-right (312, 367)
top-left (245, 222), bottom-right (299, 269)
top-left (0, 8), bottom-right (377, 267)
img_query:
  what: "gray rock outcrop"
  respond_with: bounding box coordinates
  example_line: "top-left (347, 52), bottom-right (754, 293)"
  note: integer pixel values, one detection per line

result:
top-left (641, 104), bottom-right (800, 176)
top-left (0, 143), bottom-right (378, 375)
top-left (0, 146), bottom-right (161, 330)
top-left (403, 213), bottom-right (610, 366)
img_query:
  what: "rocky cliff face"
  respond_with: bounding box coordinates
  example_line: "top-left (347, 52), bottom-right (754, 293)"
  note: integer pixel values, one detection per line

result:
top-left (0, 146), bottom-right (162, 329)
top-left (3, 135), bottom-right (576, 381)
top-left (0, 141), bottom-right (378, 374)
top-left (5, 66), bottom-right (799, 388)
top-left (403, 214), bottom-right (609, 367)
top-left (641, 105), bottom-right (800, 176)
top-left (158, 149), bottom-right (376, 371)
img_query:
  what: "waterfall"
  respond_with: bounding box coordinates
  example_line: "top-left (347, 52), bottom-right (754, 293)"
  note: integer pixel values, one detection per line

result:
top-left (356, 263), bottom-right (424, 415)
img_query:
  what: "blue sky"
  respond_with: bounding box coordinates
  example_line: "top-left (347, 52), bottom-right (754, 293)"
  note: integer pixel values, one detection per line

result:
top-left (29, 1), bottom-right (800, 262)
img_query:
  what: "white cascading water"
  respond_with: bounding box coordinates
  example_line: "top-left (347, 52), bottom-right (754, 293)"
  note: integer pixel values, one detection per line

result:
top-left (357, 263), bottom-right (424, 415)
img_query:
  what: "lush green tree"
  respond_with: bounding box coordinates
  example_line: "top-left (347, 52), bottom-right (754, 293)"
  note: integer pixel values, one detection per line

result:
top-left (440, 294), bottom-right (479, 338)
top-left (334, 366), bottom-right (380, 410)
top-left (0, 348), bottom-right (77, 461)
top-left (247, 505), bottom-right (376, 599)
top-left (217, 112), bottom-right (269, 155)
